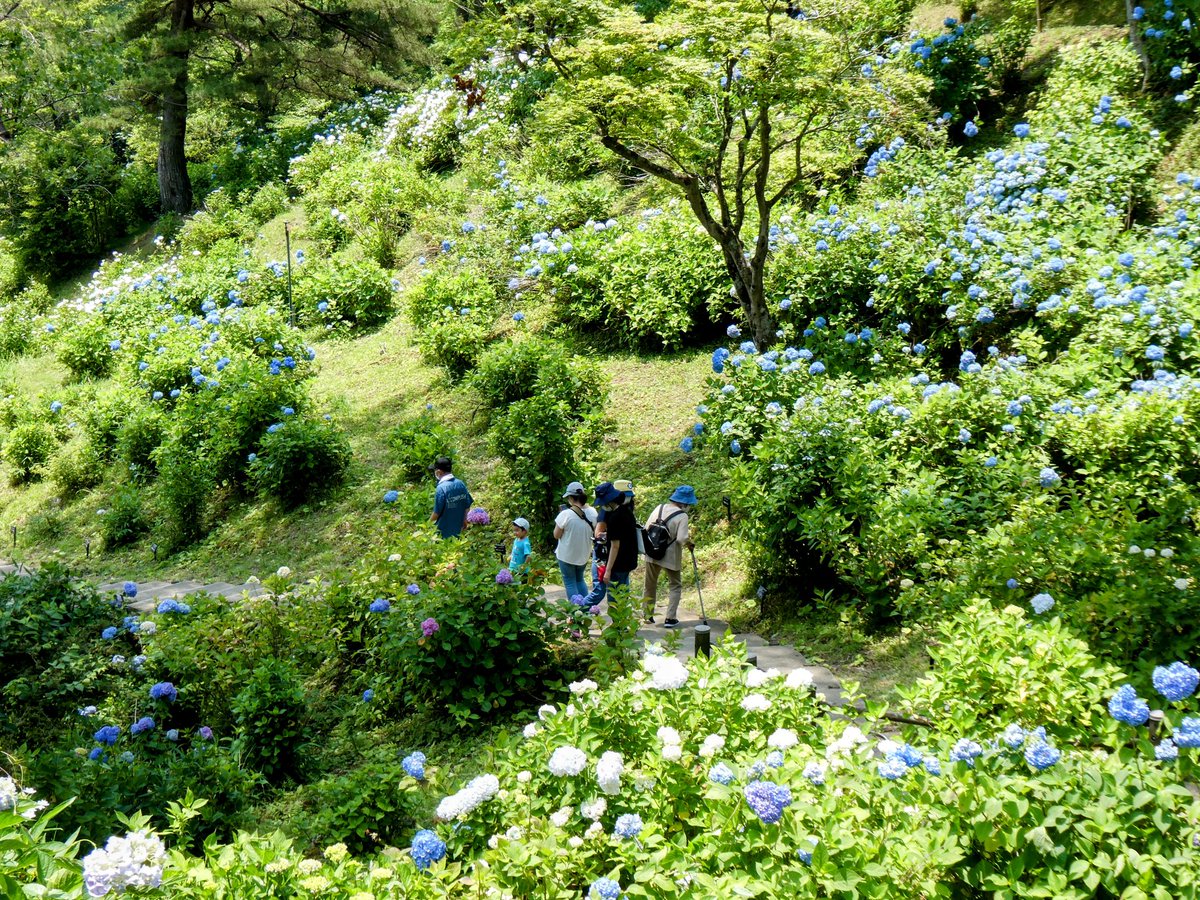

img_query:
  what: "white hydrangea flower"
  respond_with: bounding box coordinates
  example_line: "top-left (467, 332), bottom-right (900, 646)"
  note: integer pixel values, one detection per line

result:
top-left (82, 830), bottom-right (168, 898)
top-left (298, 859), bottom-right (323, 875)
top-left (548, 746), bottom-right (588, 777)
top-left (768, 729), bottom-right (799, 751)
top-left (537, 704), bottom-right (557, 720)
top-left (596, 751), bottom-right (624, 795)
top-left (435, 774), bottom-right (500, 820)
top-left (634, 775), bottom-right (656, 791)
top-left (504, 826), bottom-right (524, 841)
top-left (580, 797), bottom-right (607, 821)
top-left (565, 704), bottom-right (578, 718)
top-left (523, 723), bottom-right (540, 738)
top-left (585, 821), bottom-right (605, 839)
top-left (568, 836), bottom-right (584, 848)
top-left (1175, 578), bottom-right (1190, 590)
top-left (786, 668), bottom-right (815, 688)
top-left (698, 734), bottom-right (726, 758)
top-left (656, 726), bottom-right (682, 745)
top-left (276, 566), bottom-right (291, 578)
top-left (740, 693), bottom-right (772, 712)
top-left (550, 807), bottom-right (572, 828)
top-left (138, 621), bottom-right (157, 636)
top-left (661, 744), bottom-right (683, 762)
top-left (516, 770), bottom-right (532, 784)
top-left (569, 679), bottom-right (598, 695)
top-left (487, 834), bottom-right (500, 849)
top-left (746, 668), bottom-right (781, 688)
top-left (1161, 548), bottom-right (1175, 559)
top-left (643, 655), bottom-right (689, 690)
top-left (877, 739), bottom-right (901, 756)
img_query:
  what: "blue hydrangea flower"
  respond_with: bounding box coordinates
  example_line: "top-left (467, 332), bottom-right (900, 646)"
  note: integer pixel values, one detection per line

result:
top-left (984, 456), bottom-right (998, 468)
top-left (588, 877), bottom-right (622, 900)
top-left (808, 361), bottom-right (826, 375)
top-left (1152, 662), bottom-right (1199, 702)
top-left (727, 325), bottom-right (741, 338)
top-left (1109, 684), bottom-right (1150, 726)
top-left (895, 744), bottom-right (924, 767)
top-left (709, 763), bottom-right (735, 785)
top-left (402, 751), bottom-right (426, 779)
top-left (369, 598), bottom-right (391, 614)
top-left (1146, 344), bottom-right (1165, 361)
top-left (383, 490), bottom-right (399, 503)
top-left (1014, 123), bottom-right (1030, 138)
top-left (680, 437), bottom-right (694, 453)
top-left (410, 829), bottom-right (447, 870)
top-left (149, 682), bottom-right (178, 702)
top-left (102, 626), bottom-right (119, 640)
top-left (1173, 717), bottom-right (1200, 748)
top-left (165, 729), bottom-right (179, 741)
top-left (1030, 593), bottom-right (1055, 615)
top-left (765, 750), bottom-right (784, 768)
top-left (1001, 724), bottom-right (1026, 748)
top-left (362, 689), bottom-right (374, 702)
top-left (923, 756), bottom-right (941, 776)
top-left (743, 780), bottom-right (792, 823)
top-left (802, 761), bottom-right (825, 785)
top-left (963, 120), bottom-right (979, 138)
top-left (130, 716), bottom-right (155, 735)
top-left (797, 836), bottom-right (819, 865)
top-left (1154, 739), bottom-right (1178, 762)
top-left (614, 813), bottom-right (643, 839)
top-left (123, 581), bottom-right (138, 598)
top-left (1038, 467), bottom-right (1061, 488)
top-left (730, 440), bottom-right (742, 456)
top-left (712, 348), bottom-right (730, 373)
top-left (948, 739), bottom-right (983, 766)
top-left (407, 583), bottom-right (421, 595)
top-left (877, 756), bottom-right (908, 780)
top-left (94, 725), bottom-right (120, 745)
top-left (1025, 740), bottom-right (1061, 771)
top-left (958, 428), bottom-right (972, 443)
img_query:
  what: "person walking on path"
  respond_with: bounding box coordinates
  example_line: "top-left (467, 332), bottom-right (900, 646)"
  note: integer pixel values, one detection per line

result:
top-left (553, 482), bottom-right (598, 601)
top-left (510, 517), bottom-right (532, 573)
top-left (643, 485), bottom-right (696, 628)
top-left (429, 456), bottom-right (472, 538)
top-left (579, 481), bottom-right (640, 606)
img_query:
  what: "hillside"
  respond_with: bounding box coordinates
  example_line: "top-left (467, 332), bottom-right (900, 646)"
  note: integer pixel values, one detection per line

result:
top-left (2, 0), bottom-right (1200, 896)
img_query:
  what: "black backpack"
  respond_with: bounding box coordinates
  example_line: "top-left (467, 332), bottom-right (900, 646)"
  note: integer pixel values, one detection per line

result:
top-left (642, 507), bottom-right (686, 561)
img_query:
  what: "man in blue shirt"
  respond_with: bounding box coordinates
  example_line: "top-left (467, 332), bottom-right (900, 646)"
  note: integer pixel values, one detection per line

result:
top-left (430, 456), bottom-right (472, 538)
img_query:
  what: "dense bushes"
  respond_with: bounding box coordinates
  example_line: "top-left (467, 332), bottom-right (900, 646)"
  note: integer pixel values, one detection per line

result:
top-left (247, 417), bottom-right (352, 507)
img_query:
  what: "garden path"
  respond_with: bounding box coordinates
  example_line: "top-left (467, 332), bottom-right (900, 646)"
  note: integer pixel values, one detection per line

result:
top-left (0, 561), bottom-right (844, 706)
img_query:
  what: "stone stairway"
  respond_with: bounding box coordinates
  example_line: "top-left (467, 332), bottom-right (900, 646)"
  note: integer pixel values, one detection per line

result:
top-left (542, 584), bottom-right (845, 706)
top-left (92, 578), bottom-right (269, 614)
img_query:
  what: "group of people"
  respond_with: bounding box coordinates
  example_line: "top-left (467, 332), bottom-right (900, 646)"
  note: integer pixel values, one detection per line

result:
top-left (553, 480), bottom-right (696, 628)
top-left (427, 457), bottom-right (697, 627)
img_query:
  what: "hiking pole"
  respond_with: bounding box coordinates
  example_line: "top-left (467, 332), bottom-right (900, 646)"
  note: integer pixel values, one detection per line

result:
top-left (690, 546), bottom-right (711, 658)
top-left (690, 546), bottom-right (708, 625)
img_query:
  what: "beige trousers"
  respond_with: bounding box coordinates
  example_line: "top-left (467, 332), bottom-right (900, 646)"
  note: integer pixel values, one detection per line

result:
top-left (643, 560), bottom-right (683, 619)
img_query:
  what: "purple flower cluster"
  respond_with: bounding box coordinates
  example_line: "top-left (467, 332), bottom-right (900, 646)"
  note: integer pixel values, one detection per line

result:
top-left (743, 780), bottom-right (792, 824)
top-left (421, 617), bottom-right (440, 637)
top-left (466, 507), bottom-right (491, 526)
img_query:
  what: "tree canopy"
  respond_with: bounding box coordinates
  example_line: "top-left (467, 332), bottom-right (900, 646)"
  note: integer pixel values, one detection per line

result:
top-left (495, 0), bottom-right (929, 346)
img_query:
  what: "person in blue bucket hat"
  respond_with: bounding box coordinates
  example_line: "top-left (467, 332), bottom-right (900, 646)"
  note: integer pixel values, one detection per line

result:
top-left (642, 486), bottom-right (696, 628)
top-left (579, 481), bottom-right (640, 608)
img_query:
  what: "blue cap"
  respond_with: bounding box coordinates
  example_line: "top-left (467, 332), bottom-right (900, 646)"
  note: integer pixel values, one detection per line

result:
top-left (670, 485), bottom-right (697, 506)
top-left (594, 482), bottom-right (623, 506)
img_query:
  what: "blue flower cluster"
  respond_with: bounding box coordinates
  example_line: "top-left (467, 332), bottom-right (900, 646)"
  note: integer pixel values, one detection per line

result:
top-left (742, 780), bottom-right (792, 824)
top-left (409, 829), bottom-right (446, 870)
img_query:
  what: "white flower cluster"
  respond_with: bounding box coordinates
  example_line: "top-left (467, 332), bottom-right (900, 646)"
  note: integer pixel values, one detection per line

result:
top-left (570, 678), bottom-right (599, 695)
top-left (580, 797), bottom-right (607, 821)
top-left (643, 653), bottom-right (689, 690)
top-left (548, 746), bottom-right (588, 777)
top-left (381, 88), bottom-right (456, 151)
top-left (435, 774), bottom-right (500, 820)
top-left (787, 668), bottom-right (815, 688)
top-left (698, 734), bottom-right (726, 758)
top-left (596, 751), bottom-right (624, 795)
top-left (740, 693), bottom-right (772, 712)
top-left (0, 777), bottom-right (43, 820)
top-left (746, 667), bottom-right (781, 688)
top-left (768, 728), bottom-right (799, 751)
top-left (82, 831), bottom-right (166, 898)
top-left (825, 725), bottom-right (869, 763)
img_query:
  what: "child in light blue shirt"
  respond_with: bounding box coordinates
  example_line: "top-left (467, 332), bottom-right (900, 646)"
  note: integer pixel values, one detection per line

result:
top-left (510, 517), bottom-right (532, 571)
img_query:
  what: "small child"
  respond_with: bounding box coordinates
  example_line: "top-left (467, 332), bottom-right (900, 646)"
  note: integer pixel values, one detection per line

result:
top-left (510, 517), bottom-right (532, 572)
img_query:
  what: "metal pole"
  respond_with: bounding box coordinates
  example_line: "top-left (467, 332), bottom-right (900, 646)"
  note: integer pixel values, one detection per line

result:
top-left (694, 623), bottom-right (711, 658)
top-left (284, 222), bottom-right (295, 327)
top-left (689, 546), bottom-right (707, 625)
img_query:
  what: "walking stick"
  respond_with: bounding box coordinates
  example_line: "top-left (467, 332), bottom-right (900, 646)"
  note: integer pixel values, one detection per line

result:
top-left (689, 547), bottom-right (708, 625)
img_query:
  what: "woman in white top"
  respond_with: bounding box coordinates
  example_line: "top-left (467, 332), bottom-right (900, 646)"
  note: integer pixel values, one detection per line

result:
top-left (553, 481), bottom-right (598, 603)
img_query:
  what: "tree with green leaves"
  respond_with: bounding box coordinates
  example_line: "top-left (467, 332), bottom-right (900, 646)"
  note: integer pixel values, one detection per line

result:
top-left (124, 0), bottom-right (441, 214)
top-left (495, 0), bottom-right (928, 347)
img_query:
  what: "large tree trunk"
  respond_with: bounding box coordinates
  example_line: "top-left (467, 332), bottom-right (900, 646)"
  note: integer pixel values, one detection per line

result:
top-left (157, 0), bottom-right (194, 215)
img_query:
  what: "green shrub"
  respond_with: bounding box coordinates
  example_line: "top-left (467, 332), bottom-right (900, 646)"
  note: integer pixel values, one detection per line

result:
top-left (57, 313), bottom-right (116, 381)
top-left (470, 337), bottom-right (606, 420)
top-left (115, 406), bottom-right (167, 479)
top-left (366, 533), bottom-right (574, 724)
top-left (48, 440), bottom-right (104, 498)
top-left (405, 263), bottom-right (498, 330)
top-left (293, 253), bottom-right (395, 332)
top-left (417, 308), bottom-right (494, 379)
top-left (82, 392), bottom-right (133, 461)
top-left (898, 599), bottom-right (1121, 741)
top-left (3, 420), bottom-right (58, 483)
top-left (247, 417), bottom-right (352, 508)
top-left (231, 659), bottom-right (310, 784)
top-left (388, 413), bottom-right (455, 482)
top-left (296, 754), bottom-right (429, 854)
top-left (0, 237), bottom-right (23, 299)
top-left (99, 486), bottom-right (148, 549)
